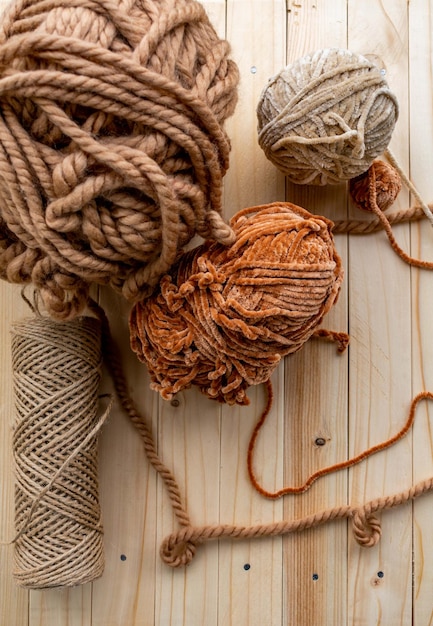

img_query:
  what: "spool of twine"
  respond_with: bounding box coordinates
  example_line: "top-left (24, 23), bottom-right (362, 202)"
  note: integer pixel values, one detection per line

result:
top-left (257, 48), bottom-right (398, 185)
top-left (0, 0), bottom-right (239, 320)
top-left (130, 202), bottom-right (344, 405)
top-left (11, 314), bottom-right (106, 588)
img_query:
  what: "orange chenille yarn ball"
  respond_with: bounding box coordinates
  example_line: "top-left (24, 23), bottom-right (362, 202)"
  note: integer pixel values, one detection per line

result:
top-left (130, 202), bottom-right (344, 405)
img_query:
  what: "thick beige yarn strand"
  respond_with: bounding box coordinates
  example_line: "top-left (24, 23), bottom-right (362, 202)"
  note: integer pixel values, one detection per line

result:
top-left (11, 314), bottom-right (109, 588)
top-left (0, 0), bottom-right (239, 320)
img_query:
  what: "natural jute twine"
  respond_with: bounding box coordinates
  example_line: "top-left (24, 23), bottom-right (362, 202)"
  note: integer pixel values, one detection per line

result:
top-left (257, 48), bottom-right (398, 185)
top-left (11, 314), bottom-right (108, 588)
top-left (0, 0), bottom-right (239, 320)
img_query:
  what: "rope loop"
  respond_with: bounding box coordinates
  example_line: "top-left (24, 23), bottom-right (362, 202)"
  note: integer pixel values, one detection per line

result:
top-left (351, 508), bottom-right (382, 547)
top-left (159, 530), bottom-right (198, 568)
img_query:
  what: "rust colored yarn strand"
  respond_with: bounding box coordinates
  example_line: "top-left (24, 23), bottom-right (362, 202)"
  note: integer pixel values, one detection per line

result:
top-left (11, 314), bottom-right (108, 588)
top-left (159, 390), bottom-right (433, 567)
top-left (247, 380), bottom-right (431, 498)
top-left (0, 0), bottom-right (239, 319)
top-left (348, 158), bottom-right (433, 269)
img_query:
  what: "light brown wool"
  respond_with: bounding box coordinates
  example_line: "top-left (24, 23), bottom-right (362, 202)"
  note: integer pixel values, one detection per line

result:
top-left (257, 48), bottom-right (398, 185)
top-left (0, 0), bottom-right (239, 320)
top-left (130, 202), bottom-right (344, 405)
top-left (11, 315), bottom-right (106, 588)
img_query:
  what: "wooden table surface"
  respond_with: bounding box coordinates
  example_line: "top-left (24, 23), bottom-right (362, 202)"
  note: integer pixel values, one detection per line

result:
top-left (1, 0), bottom-right (433, 624)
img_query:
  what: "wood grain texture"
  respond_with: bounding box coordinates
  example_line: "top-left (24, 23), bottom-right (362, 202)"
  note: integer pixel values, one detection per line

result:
top-left (0, 282), bottom-right (31, 626)
top-left (409, 1), bottom-right (433, 625)
top-left (0, 1), bottom-right (433, 625)
top-left (218, 3), bottom-right (286, 624)
top-left (283, 3), bottom-right (349, 625)
top-left (347, 2), bottom-right (413, 625)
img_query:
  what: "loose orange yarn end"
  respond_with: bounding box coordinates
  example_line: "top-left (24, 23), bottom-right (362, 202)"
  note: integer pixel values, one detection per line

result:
top-left (248, 381), bottom-right (433, 499)
top-left (349, 159), bottom-right (433, 269)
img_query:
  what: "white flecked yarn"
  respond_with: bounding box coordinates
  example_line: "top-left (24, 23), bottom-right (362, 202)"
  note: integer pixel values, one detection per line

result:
top-left (257, 48), bottom-right (399, 185)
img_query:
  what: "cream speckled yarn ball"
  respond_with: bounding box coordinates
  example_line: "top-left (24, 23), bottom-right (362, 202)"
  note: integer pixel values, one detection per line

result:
top-left (257, 48), bottom-right (399, 185)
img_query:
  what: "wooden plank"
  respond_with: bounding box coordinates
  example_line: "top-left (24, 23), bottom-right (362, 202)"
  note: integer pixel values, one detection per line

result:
top-left (283, 2), bottom-right (349, 625)
top-left (218, 1), bottom-right (286, 624)
top-left (91, 291), bottom-right (158, 626)
top-left (30, 589), bottom-right (91, 626)
top-left (347, 1), bottom-right (413, 624)
top-left (285, 0), bottom-right (347, 58)
top-left (0, 1), bottom-right (432, 624)
top-left (223, 0), bottom-right (286, 211)
top-left (0, 282), bottom-right (30, 626)
top-left (283, 267), bottom-right (348, 626)
top-left (409, 1), bottom-right (433, 624)
top-left (218, 374), bottom-right (285, 626)
top-left (154, 390), bottom-right (222, 625)
top-left (153, 3), bottom-right (225, 625)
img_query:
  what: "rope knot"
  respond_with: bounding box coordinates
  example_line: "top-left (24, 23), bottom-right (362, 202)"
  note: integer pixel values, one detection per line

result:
top-left (159, 530), bottom-right (199, 568)
top-left (351, 507), bottom-right (382, 547)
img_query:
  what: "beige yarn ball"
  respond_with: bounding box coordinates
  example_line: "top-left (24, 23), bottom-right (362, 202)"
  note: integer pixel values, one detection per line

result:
top-left (257, 48), bottom-right (399, 185)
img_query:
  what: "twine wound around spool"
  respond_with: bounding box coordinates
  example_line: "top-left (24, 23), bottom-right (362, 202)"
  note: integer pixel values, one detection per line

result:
top-left (11, 314), bottom-right (108, 588)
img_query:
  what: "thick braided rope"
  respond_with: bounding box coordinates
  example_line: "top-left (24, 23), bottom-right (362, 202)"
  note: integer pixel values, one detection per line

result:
top-left (158, 386), bottom-right (433, 567)
top-left (160, 389), bottom-right (433, 567)
top-left (11, 315), bottom-right (106, 588)
top-left (91, 301), bottom-right (192, 532)
top-left (332, 204), bottom-right (426, 234)
top-left (159, 477), bottom-right (433, 567)
top-left (0, 0), bottom-right (239, 320)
